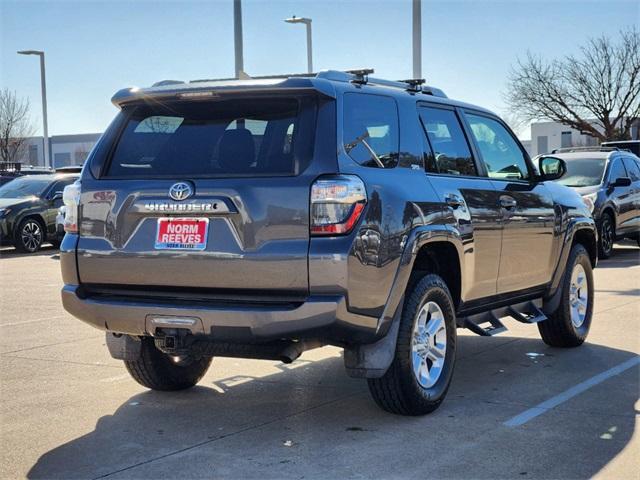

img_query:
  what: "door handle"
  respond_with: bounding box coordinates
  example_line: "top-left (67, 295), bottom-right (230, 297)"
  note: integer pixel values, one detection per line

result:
top-left (499, 195), bottom-right (517, 210)
top-left (445, 194), bottom-right (465, 209)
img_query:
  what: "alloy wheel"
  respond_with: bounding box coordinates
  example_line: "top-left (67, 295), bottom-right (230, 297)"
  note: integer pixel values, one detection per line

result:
top-left (569, 263), bottom-right (589, 328)
top-left (601, 217), bottom-right (613, 255)
top-left (411, 301), bottom-right (447, 388)
top-left (21, 220), bottom-right (43, 252)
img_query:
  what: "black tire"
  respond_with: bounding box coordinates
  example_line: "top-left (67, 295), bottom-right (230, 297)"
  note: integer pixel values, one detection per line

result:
top-left (124, 337), bottom-right (212, 391)
top-left (367, 274), bottom-right (457, 416)
top-left (538, 244), bottom-right (594, 347)
top-left (598, 212), bottom-right (614, 259)
top-left (14, 217), bottom-right (45, 253)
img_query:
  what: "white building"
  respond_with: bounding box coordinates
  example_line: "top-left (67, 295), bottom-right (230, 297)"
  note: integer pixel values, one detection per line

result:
top-left (18, 133), bottom-right (102, 168)
top-left (529, 119), bottom-right (639, 157)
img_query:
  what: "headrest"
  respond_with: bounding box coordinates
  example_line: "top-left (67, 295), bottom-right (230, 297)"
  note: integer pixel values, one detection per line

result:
top-left (218, 128), bottom-right (255, 172)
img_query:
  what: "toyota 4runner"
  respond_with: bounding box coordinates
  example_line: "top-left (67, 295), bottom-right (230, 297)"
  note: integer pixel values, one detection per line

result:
top-left (60, 70), bottom-right (597, 415)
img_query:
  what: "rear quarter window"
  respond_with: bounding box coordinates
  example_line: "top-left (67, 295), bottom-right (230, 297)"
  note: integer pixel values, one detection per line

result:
top-left (343, 93), bottom-right (399, 168)
top-left (105, 97), bottom-right (316, 177)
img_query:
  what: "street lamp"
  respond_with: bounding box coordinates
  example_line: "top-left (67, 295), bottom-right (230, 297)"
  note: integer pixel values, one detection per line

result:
top-left (17, 50), bottom-right (50, 169)
top-left (284, 16), bottom-right (313, 74)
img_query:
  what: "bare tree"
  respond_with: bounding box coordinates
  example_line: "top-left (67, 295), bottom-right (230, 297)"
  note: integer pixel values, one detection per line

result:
top-left (0, 89), bottom-right (35, 163)
top-left (506, 29), bottom-right (640, 142)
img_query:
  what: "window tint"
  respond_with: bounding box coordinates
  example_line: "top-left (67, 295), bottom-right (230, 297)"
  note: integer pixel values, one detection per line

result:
top-left (466, 114), bottom-right (529, 180)
top-left (419, 107), bottom-right (476, 176)
top-left (106, 97), bottom-right (315, 177)
top-left (343, 93), bottom-right (399, 168)
top-left (622, 157), bottom-right (640, 182)
top-left (608, 158), bottom-right (627, 182)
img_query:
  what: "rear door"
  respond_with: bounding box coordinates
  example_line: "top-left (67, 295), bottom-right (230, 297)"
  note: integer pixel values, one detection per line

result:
top-left (418, 104), bottom-right (503, 301)
top-left (606, 157), bottom-right (634, 236)
top-left (77, 94), bottom-right (325, 299)
top-left (461, 111), bottom-right (556, 293)
top-left (621, 156), bottom-right (640, 235)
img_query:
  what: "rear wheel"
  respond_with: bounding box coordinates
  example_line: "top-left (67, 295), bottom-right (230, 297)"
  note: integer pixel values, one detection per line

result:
top-left (124, 337), bottom-right (212, 391)
top-left (367, 274), bottom-right (457, 415)
top-left (15, 218), bottom-right (44, 253)
top-left (538, 244), bottom-right (593, 347)
top-left (598, 213), bottom-right (614, 259)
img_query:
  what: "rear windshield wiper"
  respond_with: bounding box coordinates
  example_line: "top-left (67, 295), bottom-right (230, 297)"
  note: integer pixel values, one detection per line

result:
top-left (344, 131), bottom-right (385, 168)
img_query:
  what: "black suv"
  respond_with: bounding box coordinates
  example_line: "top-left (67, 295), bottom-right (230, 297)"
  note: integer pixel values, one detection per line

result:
top-left (0, 173), bottom-right (78, 252)
top-left (60, 70), bottom-right (597, 415)
top-left (538, 147), bottom-right (640, 258)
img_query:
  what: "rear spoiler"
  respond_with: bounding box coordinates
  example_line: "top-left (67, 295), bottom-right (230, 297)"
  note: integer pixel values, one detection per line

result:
top-left (111, 77), bottom-right (336, 109)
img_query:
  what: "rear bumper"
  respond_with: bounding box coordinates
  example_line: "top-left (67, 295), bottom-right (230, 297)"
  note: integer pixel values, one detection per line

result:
top-left (61, 284), bottom-right (380, 343)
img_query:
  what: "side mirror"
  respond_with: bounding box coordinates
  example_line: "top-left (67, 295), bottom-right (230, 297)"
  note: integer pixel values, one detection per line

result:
top-left (50, 191), bottom-right (63, 201)
top-left (610, 177), bottom-right (632, 188)
top-left (538, 156), bottom-right (567, 181)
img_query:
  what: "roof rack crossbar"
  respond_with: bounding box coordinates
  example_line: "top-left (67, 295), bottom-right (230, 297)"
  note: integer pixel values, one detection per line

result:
top-left (551, 146), bottom-right (620, 154)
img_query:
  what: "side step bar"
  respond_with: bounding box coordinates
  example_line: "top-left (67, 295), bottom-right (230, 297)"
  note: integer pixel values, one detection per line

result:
top-left (459, 300), bottom-right (548, 337)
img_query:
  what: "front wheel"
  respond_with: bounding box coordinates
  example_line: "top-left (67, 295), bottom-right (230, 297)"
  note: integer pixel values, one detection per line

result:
top-left (124, 337), bottom-right (212, 391)
top-left (538, 244), bottom-right (594, 347)
top-left (367, 274), bottom-right (457, 415)
top-left (14, 218), bottom-right (44, 253)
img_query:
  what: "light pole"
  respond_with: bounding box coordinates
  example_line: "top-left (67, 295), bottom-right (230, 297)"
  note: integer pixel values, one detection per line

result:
top-left (412, 0), bottom-right (422, 79)
top-left (17, 50), bottom-right (50, 169)
top-left (233, 0), bottom-right (244, 78)
top-left (284, 16), bottom-right (313, 74)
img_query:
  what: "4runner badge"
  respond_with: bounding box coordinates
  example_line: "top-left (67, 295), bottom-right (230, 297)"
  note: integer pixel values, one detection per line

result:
top-left (169, 182), bottom-right (193, 201)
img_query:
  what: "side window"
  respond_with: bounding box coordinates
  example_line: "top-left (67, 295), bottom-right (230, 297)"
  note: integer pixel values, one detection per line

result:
top-left (343, 93), bottom-right (399, 168)
top-left (418, 107), bottom-right (477, 176)
top-left (608, 158), bottom-right (627, 182)
top-left (465, 114), bottom-right (529, 180)
top-left (622, 157), bottom-right (640, 182)
top-left (50, 178), bottom-right (75, 196)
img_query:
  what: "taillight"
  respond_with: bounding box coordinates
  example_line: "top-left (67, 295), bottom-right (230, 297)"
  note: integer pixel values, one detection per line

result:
top-left (62, 182), bottom-right (81, 233)
top-left (310, 175), bottom-right (366, 236)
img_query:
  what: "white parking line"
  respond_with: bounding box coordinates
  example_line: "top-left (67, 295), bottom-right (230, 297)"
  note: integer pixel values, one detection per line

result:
top-left (504, 356), bottom-right (640, 427)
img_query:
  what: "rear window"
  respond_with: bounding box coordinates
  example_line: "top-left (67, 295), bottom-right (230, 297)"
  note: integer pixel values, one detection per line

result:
top-left (105, 97), bottom-right (316, 177)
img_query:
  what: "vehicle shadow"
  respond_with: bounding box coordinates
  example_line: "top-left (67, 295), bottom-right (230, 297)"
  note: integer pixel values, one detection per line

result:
top-left (0, 245), bottom-right (59, 260)
top-left (597, 246), bottom-right (640, 269)
top-left (26, 336), bottom-right (638, 479)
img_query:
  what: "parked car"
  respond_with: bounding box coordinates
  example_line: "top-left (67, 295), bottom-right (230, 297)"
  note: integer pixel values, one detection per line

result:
top-left (60, 70), bottom-right (597, 415)
top-left (538, 147), bottom-right (640, 258)
top-left (0, 163), bottom-right (55, 186)
top-left (55, 205), bottom-right (67, 244)
top-left (0, 173), bottom-right (79, 252)
top-left (601, 140), bottom-right (640, 157)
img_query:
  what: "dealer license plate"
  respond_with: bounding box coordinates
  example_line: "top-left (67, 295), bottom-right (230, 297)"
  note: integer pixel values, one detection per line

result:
top-left (155, 218), bottom-right (209, 250)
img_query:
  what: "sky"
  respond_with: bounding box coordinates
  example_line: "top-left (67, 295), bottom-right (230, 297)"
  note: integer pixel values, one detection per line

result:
top-left (1, 0), bottom-right (638, 139)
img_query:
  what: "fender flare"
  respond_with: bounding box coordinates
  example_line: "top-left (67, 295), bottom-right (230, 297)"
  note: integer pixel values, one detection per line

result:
top-left (344, 225), bottom-right (464, 378)
top-left (543, 216), bottom-right (597, 314)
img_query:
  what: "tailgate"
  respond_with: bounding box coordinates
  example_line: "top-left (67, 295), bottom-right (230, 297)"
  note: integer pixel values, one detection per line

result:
top-left (76, 94), bottom-right (325, 298)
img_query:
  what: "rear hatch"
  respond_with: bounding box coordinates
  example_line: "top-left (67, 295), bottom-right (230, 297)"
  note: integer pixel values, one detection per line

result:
top-left (76, 93), bottom-right (331, 302)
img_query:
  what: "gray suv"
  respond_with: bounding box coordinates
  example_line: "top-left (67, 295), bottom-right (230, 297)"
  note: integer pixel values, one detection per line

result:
top-left (60, 70), bottom-right (597, 415)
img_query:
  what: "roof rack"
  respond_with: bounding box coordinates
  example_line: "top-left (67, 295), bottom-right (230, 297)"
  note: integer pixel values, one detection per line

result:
top-left (551, 146), bottom-right (620, 154)
top-left (398, 78), bottom-right (425, 91)
top-left (344, 68), bottom-right (374, 84)
top-left (149, 69), bottom-right (447, 98)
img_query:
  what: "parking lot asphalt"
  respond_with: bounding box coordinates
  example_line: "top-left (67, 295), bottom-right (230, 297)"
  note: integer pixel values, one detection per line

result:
top-left (0, 244), bottom-right (638, 480)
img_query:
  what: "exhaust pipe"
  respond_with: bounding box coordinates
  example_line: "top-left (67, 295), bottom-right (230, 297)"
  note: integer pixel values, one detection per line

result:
top-left (279, 340), bottom-right (323, 364)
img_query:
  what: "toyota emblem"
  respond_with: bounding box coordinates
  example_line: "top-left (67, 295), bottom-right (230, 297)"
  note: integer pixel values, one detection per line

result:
top-left (169, 182), bottom-right (193, 201)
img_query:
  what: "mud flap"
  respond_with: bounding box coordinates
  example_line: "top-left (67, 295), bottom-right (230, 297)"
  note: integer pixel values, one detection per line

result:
top-left (105, 332), bottom-right (142, 361)
top-left (343, 303), bottom-right (402, 378)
